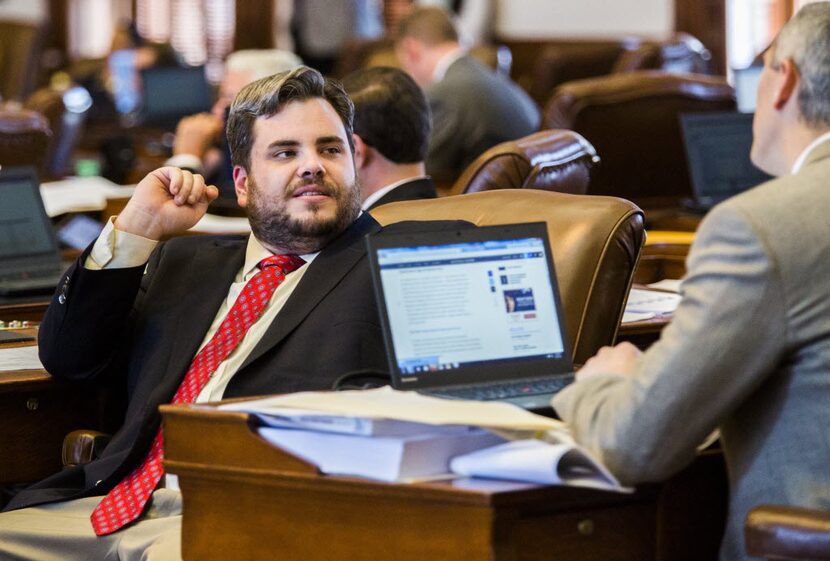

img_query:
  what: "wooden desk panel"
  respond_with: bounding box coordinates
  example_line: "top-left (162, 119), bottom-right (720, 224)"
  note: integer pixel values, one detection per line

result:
top-left (163, 405), bottom-right (725, 561)
top-left (0, 331), bottom-right (114, 485)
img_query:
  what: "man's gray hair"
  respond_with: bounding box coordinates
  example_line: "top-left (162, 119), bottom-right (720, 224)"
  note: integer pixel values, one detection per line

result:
top-left (226, 66), bottom-right (354, 171)
top-left (225, 49), bottom-right (303, 82)
top-left (773, 1), bottom-right (830, 128)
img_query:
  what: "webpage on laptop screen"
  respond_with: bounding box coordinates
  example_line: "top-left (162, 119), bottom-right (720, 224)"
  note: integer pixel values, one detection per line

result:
top-left (378, 237), bottom-right (565, 377)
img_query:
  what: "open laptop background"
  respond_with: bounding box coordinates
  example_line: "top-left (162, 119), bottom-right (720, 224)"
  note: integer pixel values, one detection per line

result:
top-left (0, 166), bottom-right (64, 295)
top-left (367, 222), bottom-right (574, 412)
top-left (680, 111), bottom-right (773, 212)
top-left (138, 66), bottom-right (213, 130)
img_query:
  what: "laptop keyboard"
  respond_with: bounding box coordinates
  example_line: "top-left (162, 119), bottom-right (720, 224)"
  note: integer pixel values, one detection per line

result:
top-left (429, 375), bottom-right (574, 401)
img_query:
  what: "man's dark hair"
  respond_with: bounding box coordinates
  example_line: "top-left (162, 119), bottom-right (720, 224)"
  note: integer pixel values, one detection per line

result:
top-left (227, 66), bottom-right (355, 170)
top-left (341, 66), bottom-right (431, 163)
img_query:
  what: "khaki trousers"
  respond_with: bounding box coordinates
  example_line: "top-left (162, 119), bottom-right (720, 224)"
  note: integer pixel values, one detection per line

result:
top-left (0, 489), bottom-right (183, 561)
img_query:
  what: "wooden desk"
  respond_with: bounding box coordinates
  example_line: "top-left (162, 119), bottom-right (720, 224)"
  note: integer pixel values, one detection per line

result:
top-left (0, 296), bottom-right (50, 323)
top-left (0, 330), bottom-right (113, 487)
top-left (162, 404), bottom-right (726, 561)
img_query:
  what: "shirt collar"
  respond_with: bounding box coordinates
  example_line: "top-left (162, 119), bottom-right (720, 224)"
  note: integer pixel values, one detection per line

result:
top-left (792, 131), bottom-right (830, 174)
top-left (361, 176), bottom-right (431, 210)
top-left (242, 234), bottom-right (319, 281)
top-left (432, 47), bottom-right (465, 83)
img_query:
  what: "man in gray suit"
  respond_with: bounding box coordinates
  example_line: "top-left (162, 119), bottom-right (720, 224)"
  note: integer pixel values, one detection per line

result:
top-left (552, 4), bottom-right (830, 560)
top-left (395, 6), bottom-right (540, 182)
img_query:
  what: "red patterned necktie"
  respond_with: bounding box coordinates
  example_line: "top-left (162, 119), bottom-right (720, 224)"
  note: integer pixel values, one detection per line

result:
top-left (90, 254), bottom-right (305, 536)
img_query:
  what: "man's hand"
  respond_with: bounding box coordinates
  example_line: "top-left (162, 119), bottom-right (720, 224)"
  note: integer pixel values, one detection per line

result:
top-left (173, 113), bottom-right (224, 159)
top-left (115, 167), bottom-right (219, 240)
top-left (576, 342), bottom-right (642, 381)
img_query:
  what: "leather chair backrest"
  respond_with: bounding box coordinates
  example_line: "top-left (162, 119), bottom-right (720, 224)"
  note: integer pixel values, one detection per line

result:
top-left (543, 71), bottom-right (736, 208)
top-left (528, 38), bottom-right (642, 105)
top-left (449, 129), bottom-right (599, 196)
top-left (0, 103), bottom-right (51, 170)
top-left (613, 33), bottom-right (713, 75)
top-left (370, 190), bottom-right (645, 364)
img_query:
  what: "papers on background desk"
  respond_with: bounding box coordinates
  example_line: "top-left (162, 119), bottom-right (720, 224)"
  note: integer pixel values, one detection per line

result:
top-left (40, 177), bottom-right (135, 217)
top-left (621, 288), bottom-right (682, 323)
top-left (0, 345), bottom-right (43, 372)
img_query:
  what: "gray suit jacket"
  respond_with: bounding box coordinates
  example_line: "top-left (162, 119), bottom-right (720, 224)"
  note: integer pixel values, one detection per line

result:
top-left (553, 139), bottom-right (830, 561)
top-left (426, 55), bottom-right (540, 179)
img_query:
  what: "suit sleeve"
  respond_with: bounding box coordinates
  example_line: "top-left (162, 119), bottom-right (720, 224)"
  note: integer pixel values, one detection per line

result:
top-left (37, 242), bottom-right (166, 382)
top-left (425, 95), bottom-right (464, 178)
top-left (552, 202), bottom-right (789, 484)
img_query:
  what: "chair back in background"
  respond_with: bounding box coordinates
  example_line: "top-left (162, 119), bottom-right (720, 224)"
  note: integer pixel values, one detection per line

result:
top-left (0, 104), bottom-right (51, 170)
top-left (612, 33), bottom-right (713, 75)
top-left (543, 71), bottom-right (735, 209)
top-left (370, 190), bottom-right (644, 364)
top-left (449, 129), bottom-right (599, 196)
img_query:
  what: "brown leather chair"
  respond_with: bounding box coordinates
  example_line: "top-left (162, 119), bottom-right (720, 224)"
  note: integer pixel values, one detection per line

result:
top-left (448, 129), bottom-right (599, 197)
top-left (370, 190), bottom-right (644, 364)
top-left (0, 103), bottom-right (51, 170)
top-left (746, 506), bottom-right (830, 561)
top-left (543, 71), bottom-right (736, 209)
top-left (613, 33), bottom-right (713, 75)
top-left (528, 37), bottom-right (643, 105)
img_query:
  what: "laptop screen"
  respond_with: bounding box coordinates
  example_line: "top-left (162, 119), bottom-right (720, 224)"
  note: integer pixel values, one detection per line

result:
top-left (139, 66), bottom-right (213, 129)
top-left (0, 167), bottom-right (59, 263)
top-left (368, 222), bottom-right (572, 390)
top-left (680, 111), bottom-right (772, 207)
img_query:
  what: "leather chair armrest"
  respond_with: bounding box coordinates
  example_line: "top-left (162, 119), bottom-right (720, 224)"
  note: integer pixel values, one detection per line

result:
top-left (62, 430), bottom-right (111, 468)
top-left (746, 505), bottom-right (830, 561)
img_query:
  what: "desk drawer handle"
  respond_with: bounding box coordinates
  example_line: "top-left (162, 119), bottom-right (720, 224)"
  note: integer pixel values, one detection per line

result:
top-left (577, 519), bottom-right (594, 536)
top-left (26, 398), bottom-right (39, 411)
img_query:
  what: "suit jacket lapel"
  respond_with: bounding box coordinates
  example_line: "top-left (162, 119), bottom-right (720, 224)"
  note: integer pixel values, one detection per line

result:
top-left (239, 213), bottom-right (381, 370)
top-left (162, 238), bottom-right (247, 385)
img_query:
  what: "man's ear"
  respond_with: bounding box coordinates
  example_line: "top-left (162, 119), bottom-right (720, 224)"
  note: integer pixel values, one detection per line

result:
top-left (233, 165), bottom-right (250, 208)
top-left (353, 133), bottom-right (371, 169)
top-left (774, 58), bottom-right (799, 110)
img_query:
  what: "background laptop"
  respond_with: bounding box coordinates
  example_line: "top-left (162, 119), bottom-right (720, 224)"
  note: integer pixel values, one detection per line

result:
top-left (139, 66), bottom-right (213, 129)
top-left (0, 166), bottom-right (64, 295)
top-left (680, 111), bottom-right (773, 212)
top-left (367, 222), bottom-right (574, 412)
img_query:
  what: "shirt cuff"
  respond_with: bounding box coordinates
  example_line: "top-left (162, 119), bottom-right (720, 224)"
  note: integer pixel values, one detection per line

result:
top-left (165, 153), bottom-right (204, 173)
top-left (85, 217), bottom-right (159, 270)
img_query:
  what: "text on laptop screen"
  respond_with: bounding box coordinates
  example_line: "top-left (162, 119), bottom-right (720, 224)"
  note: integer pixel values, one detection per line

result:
top-left (0, 178), bottom-right (56, 259)
top-left (377, 236), bottom-right (566, 377)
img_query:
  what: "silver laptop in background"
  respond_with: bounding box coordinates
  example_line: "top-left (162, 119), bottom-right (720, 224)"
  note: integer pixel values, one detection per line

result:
top-left (366, 222), bottom-right (575, 413)
top-left (0, 166), bottom-right (65, 295)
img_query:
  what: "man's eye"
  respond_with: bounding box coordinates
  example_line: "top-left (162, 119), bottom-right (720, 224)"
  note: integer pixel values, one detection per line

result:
top-left (274, 150), bottom-right (296, 159)
top-left (322, 146), bottom-right (342, 155)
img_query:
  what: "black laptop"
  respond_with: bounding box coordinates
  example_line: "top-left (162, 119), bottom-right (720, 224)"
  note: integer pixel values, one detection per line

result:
top-left (680, 111), bottom-right (773, 212)
top-left (0, 166), bottom-right (64, 295)
top-left (139, 66), bottom-right (213, 129)
top-left (366, 222), bottom-right (575, 412)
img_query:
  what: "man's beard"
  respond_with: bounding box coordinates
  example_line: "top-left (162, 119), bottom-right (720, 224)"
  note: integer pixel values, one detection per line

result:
top-left (246, 176), bottom-right (362, 254)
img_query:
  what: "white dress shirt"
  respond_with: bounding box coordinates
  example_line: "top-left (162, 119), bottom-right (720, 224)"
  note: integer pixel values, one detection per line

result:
top-left (792, 131), bottom-right (830, 174)
top-left (360, 175), bottom-right (431, 210)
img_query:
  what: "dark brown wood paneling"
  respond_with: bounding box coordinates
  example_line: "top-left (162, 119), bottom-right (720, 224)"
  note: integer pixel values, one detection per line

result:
top-left (234, 0), bottom-right (274, 50)
top-left (674, 0), bottom-right (727, 74)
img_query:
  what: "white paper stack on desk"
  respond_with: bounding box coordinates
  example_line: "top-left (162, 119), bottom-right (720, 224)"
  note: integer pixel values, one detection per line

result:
top-left (218, 387), bottom-right (626, 491)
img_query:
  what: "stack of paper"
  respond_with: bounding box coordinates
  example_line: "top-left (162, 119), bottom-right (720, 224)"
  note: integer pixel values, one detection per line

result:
top-left (622, 288), bottom-right (683, 323)
top-left (218, 388), bottom-right (626, 490)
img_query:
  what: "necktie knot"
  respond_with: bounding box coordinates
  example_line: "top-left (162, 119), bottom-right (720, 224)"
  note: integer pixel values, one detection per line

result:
top-left (259, 254), bottom-right (305, 276)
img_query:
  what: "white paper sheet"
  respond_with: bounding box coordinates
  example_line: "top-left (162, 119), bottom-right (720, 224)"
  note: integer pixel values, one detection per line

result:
top-left (40, 177), bottom-right (134, 217)
top-left (218, 386), bottom-right (564, 433)
top-left (0, 346), bottom-right (43, 372)
top-left (625, 288), bottom-right (682, 314)
top-left (189, 214), bottom-right (251, 234)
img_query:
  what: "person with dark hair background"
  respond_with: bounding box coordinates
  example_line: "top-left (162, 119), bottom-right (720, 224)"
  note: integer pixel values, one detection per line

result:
top-left (342, 66), bottom-right (437, 209)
